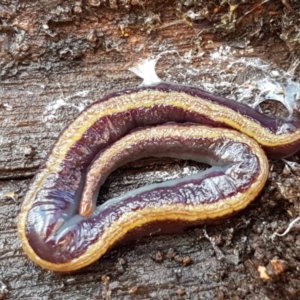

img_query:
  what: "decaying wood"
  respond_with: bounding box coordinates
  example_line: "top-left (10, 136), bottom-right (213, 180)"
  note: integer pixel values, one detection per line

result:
top-left (1, 1), bottom-right (300, 299)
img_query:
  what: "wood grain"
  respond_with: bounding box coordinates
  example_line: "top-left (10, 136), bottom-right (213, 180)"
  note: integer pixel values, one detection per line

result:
top-left (1, 0), bottom-right (300, 299)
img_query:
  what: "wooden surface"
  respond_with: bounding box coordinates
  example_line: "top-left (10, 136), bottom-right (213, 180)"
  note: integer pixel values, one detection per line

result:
top-left (1, 1), bottom-right (300, 299)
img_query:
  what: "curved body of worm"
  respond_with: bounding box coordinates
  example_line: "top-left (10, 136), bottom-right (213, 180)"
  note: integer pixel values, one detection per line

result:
top-left (18, 82), bottom-right (300, 272)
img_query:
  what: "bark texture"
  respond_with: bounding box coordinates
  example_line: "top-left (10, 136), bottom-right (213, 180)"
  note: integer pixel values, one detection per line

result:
top-left (1, 1), bottom-right (300, 299)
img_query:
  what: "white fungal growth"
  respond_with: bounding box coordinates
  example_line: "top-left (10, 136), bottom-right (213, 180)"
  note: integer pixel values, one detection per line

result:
top-left (43, 90), bottom-right (91, 122)
top-left (129, 58), bottom-right (162, 87)
top-left (273, 216), bottom-right (300, 238)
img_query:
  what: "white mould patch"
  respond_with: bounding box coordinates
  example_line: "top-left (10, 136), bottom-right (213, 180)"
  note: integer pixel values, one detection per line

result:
top-left (210, 45), bottom-right (232, 60)
top-left (233, 59), bottom-right (300, 116)
top-left (129, 58), bottom-right (162, 87)
top-left (43, 90), bottom-right (91, 122)
top-left (3, 103), bottom-right (13, 110)
top-left (130, 49), bottom-right (300, 116)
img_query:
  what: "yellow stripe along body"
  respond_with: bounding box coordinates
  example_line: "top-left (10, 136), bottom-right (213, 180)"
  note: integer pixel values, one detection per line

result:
top-left (18, 83), bottom-right (300, 272)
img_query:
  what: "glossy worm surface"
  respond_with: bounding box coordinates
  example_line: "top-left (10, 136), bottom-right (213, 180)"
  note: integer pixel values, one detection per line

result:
top-left (18, 82), bottom-right (300, 272)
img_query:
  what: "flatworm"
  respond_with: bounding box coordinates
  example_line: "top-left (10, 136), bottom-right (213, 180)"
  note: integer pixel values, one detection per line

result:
top-left (18, 72), bottom-right (300, 272)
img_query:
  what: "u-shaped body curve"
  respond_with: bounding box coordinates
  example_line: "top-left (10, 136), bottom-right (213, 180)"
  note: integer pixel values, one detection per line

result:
top-left (18, 82), bottom-right (300, 272)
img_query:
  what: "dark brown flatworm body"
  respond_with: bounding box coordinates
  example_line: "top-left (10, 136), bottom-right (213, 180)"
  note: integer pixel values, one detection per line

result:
top-left (18, 82), bottom-right (300, 271)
